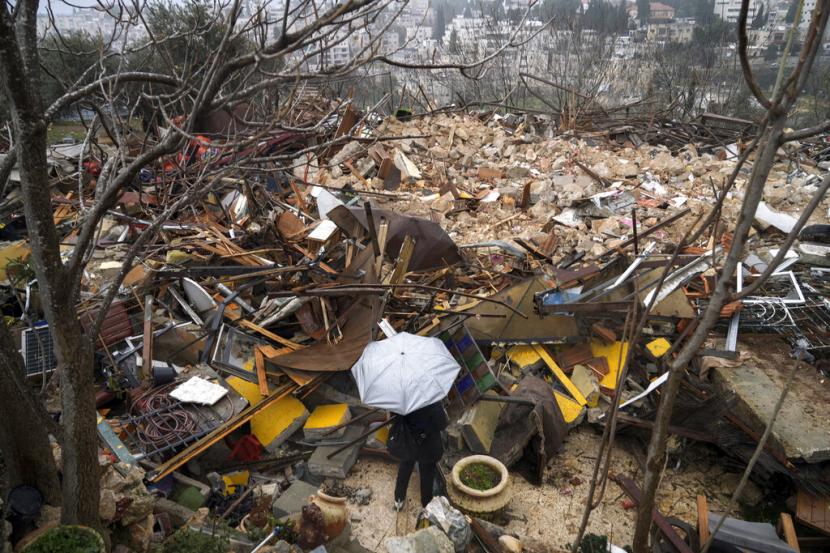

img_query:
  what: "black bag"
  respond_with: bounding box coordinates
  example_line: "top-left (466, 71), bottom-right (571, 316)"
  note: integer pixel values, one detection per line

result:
top-left (387, 417), bottom-right (426, 461)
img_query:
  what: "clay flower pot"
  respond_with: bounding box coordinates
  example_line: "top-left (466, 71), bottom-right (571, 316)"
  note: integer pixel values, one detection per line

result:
top-left (311, 490), bottom-right (348, 539)
top-left (448, 455), bottom-right (512, 517)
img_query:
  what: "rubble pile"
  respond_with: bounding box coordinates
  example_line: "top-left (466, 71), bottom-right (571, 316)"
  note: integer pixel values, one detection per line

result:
top-left (2, 102), bottom-right (830, 553)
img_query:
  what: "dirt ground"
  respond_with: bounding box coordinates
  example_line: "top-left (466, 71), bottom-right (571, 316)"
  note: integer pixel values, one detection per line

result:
top-left (344, 427), bottom-right (738, 552)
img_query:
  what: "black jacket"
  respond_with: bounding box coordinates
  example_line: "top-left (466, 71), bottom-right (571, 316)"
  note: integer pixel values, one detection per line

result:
top-left (392, 401), bottom-right (449, 463)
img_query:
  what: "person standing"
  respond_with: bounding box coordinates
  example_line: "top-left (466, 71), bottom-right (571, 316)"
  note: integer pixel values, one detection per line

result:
top-left (390, 400), bottom-right (449, 510)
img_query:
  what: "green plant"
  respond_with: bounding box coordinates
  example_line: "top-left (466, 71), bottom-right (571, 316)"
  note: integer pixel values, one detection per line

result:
top-left (161, 527), bottom-right (229, 553)
top-left (459, 462), bottom-right (500, 491)
top-left (6, 255), bottom-right (35, 289)
top-left (579, 533), bottom-right (608, 553)
top-left (23, 526), bottom-right (104, 553)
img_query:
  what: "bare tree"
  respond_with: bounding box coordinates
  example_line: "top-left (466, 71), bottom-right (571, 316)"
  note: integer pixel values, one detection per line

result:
top-left (631, 0), bottom-right (830, 550)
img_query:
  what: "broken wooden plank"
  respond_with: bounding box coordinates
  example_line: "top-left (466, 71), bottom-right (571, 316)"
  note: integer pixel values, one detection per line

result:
top-left (533, 344), bottom-right (587, 406)
top-left (385, 235), bottom-right (416, 286)
top-left (238, 319), bottom-right (303, 350)
top-left (255, 346), bottom-right (269, 397)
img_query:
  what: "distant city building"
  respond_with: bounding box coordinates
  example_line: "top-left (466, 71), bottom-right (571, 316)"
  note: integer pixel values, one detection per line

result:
top-left (713, 0), bottom-right (761, 24)
top-left (649, 2), bottom-right (675, 22)
top-left (798, 0), bottom-right (818, 30)
top-left (646, 20), bottom-right (694, 43)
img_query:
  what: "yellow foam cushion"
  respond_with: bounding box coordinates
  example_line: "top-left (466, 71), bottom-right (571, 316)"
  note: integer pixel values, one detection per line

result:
top-left (374, 425), bottom-right (389, 445)
top-left (222, 470), bottom-right (250, 495)
top-left (554, 391), bottom-right (585, 425)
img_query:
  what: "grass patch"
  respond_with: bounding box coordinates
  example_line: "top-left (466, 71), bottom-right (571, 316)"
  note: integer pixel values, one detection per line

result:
top-left (460, 462), bottom-right (500, 491)
top-left (47, 121), bottom-right (88, 145)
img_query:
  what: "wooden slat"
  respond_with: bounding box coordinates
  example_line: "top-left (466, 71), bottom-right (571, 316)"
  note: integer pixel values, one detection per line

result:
top-left (238, 319), bottom-right (304, 350)
top-left (780, 513), bottom-right (800, 552)
top-left (697, 495), bottom-right (710, 546)
top-left (533, 344), bottom-right (587, 406)
top-left (141, 295), bottom-right (154, 382)
top-left (255, 346), bottom-right (269, 397)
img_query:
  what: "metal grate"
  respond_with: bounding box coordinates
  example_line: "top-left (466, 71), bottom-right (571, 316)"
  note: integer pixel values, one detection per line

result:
top-left (114, 383), bottom-right (235, 461)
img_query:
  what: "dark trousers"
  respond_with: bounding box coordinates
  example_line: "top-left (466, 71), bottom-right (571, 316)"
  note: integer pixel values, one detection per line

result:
top-left (394, 460), bottom-right (436, 507)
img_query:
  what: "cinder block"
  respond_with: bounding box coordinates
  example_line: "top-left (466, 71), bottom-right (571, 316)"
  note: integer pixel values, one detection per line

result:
top-left (307, 426), bottom-right (366, 479)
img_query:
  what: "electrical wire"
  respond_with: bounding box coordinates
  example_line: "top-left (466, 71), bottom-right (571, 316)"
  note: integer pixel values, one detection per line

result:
top-left (130, 382), bottom-right (199, 450)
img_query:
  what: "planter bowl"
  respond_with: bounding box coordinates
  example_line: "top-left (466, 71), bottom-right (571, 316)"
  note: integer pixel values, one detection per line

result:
top-left (451, 455), bottom-right (509, 498)
top-left (448, 455), bottom-right (512, 517)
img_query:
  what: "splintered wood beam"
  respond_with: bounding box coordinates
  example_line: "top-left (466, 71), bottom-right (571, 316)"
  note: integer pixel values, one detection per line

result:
top-left (255, 346), bottom-right (268, 397)
top-left (363, 202), bottom-right (381, 258)
top-left (238, 319), bottom-right (303, 350)
top-left (385, 235), bottom-right (415, 286)
top-left (375, 218), bottom-right (389, 276)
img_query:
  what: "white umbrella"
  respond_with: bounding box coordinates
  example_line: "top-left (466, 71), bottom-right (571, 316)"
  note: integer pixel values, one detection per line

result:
top-left (351, 332), bottom-right (461, 415)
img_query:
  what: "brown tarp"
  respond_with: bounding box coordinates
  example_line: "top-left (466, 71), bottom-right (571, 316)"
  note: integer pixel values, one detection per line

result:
top-left (328, 205), bottom-right (462, 271)
top-left (490, 376), bottom-right (567, 484)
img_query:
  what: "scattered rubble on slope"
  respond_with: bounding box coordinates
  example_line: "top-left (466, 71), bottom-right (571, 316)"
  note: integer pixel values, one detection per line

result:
top-left (2, 103), bottom-right (830, 553)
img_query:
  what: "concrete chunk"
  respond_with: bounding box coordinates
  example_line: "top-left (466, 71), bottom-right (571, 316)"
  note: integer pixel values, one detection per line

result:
top-left (307, 426), bottom-right (366, 479)
top-left (384, 527), bottom-right (454, 553)
top-left (272, 479), bottom-right (319, 519)
top-left (712, 351), bottom-right (830, 463)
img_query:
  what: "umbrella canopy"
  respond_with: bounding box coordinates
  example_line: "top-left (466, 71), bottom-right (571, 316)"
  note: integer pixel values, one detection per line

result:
top-left (351, 332), bottom-right (461, 415)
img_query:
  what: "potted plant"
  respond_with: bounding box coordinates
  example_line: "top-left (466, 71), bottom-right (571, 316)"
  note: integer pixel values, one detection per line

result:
top-left (447, 455), bottom-right (512, 517)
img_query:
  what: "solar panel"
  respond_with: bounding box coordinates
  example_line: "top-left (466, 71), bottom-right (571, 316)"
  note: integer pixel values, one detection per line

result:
top-left (21, 323), bottom-right (56, 377)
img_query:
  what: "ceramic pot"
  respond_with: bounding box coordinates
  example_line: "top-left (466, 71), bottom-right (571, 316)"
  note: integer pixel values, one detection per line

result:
top-left (311, 491), bottom-right (348, 538)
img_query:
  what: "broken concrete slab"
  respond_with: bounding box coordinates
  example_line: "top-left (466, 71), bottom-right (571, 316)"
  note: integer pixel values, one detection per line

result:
top-left (711, 348), bottom-right (830, 463)
top-left (307, 425), bottom-right (367, 479)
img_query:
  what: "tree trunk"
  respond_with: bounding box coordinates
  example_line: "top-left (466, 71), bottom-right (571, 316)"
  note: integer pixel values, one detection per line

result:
top-left (12, 101), bottom-right (101, 530)
top-left (631, 114), bottom-right (788, 552)
top-left (53, 318), bottom-right (99, 526)
top-left (0, 323), bottom-right (61, 506)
